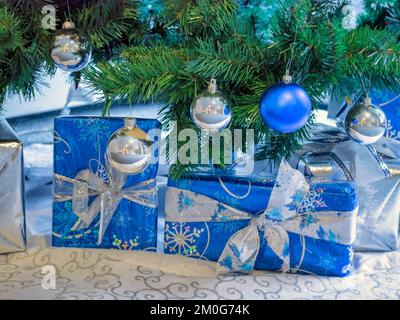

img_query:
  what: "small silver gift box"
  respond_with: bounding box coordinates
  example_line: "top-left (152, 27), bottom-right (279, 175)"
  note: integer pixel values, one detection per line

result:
top-left (0, 118), bottom-right (25, 253)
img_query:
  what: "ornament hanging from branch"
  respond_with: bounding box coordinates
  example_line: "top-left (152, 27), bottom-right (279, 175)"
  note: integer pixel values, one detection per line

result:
top-left (190, 79), bottom-right (232, 131)
top-left (343, 72), bottom-right (387, 144)
top-left (344, 95), bottom-right (387, 144)
top-left (51, 20), bottom-right (92, 72)
top-left (106, 118), bottom-right (153, 174)
top-left (259, 73), bottom-right (311, 133)
top-left (259, 31), bottom-right (311, 134)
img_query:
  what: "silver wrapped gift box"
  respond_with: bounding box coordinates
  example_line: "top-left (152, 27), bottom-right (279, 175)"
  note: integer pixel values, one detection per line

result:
top-left (292, 124), bottom-right (400, 252)
top-left (0, 118), bottom-right (25, 253)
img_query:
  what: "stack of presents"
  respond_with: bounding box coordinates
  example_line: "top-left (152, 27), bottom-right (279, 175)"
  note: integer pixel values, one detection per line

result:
top-left (1, 91), bottom-right (400, 277)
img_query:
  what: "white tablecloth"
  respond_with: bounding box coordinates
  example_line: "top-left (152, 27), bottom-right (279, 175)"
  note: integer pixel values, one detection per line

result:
top-left (1, 247), bottom-right (400, 300)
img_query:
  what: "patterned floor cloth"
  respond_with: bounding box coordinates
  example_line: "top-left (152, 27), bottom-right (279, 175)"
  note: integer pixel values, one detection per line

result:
top-left (1, 247), bottom-right (400, 300)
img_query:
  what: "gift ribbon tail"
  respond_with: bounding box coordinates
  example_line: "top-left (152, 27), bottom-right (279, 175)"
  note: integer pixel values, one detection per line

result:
top-left (98, 191), bottom-right (122, 245)
top-left (217, 222), bottom-right (260, 274)
top-left (264, 225), bottom-right (291, 273)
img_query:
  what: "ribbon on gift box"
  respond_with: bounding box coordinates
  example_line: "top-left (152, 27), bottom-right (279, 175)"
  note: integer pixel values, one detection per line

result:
top-left (303, 128), bottom-right (394, 177)
top-left (165, 161), bottom-right (357, 274)
top-left (298, 151), bottom-right (354, 181)
top-left (53, 158), bottom-right (157, 245)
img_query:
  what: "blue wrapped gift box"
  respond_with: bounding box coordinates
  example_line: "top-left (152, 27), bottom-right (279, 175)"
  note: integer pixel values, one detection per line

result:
top-left (164, 168), bottom-right (358, 277)
top-left (369, 89), bottom-right (400, 141)
top-left (52, 116), bottom-right (160, 250)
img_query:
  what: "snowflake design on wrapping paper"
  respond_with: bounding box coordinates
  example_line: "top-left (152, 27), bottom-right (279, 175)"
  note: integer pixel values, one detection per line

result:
top-left (164, 223), bottom-right (204, 256)
top-left (296, 188), bottom-right (328, 230)
top-left (318, 253), bottom-right (338, 271)
top-left (317, 226), bottom-right (336, 242)
top-left (219, 243), bottom-right (256, 272)
top-left (286, 189), bottom-right (308, 211)
top-left (218, 256), bottom-right (234, 270)
top-left (299, 213), bottom-right (320, 230)
top-left (112, 235), bottom-right (139, 250)
top-left (211, 203), bottom-right (235, 221)
top-left (266, 208), bottom-right (283, 221)
top-left (75, 118), bottom-right (112, 143)
top-left (178, 191), bottom-right (195, 213)
top-left (297, 188), bottom-right (328, 213)
top-left (385, 120), bottom-right (400, 141)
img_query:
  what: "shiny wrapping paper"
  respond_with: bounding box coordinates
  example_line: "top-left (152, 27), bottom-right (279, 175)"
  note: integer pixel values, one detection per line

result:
top-left (52, 116), bottom-right (160, 250)
top-left (293, 124), bottom-right (400, 252)
top-left (164, 167), bottom-right (358, 277)
top-left (369, 89), bottom-right (400, 141)
top-left (0, 118), bottom-right (26, 253)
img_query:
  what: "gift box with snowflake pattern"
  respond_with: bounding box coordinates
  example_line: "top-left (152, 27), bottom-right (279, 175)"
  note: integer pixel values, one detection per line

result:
top-left (164, 170), bottom-right (358, 277)
top-left (52, 116), bottom-right (160, 250)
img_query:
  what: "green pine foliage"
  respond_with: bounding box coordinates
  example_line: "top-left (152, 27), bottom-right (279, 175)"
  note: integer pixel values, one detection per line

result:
top-left (0, 0), bottom-right (54, 106)
top-left (84, 0), bottom-right (400, 177)
top-left (360, 0), bottom-right (398, 28)
top-left (387, 1), bottom-right (400, 32)
top-left (2, 0), bottom-right (400, 177)
top-left (0, 0), bottom-right (140, 106)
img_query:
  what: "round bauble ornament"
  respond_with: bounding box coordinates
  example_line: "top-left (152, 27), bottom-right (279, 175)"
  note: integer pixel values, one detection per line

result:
top-left (51, 20), bottom-right (92, 72)
top-left (344, 96), bottom-right (387, 144)
top-left (190, 79), bottom-right (232, 131)
top-left (106, 118), bottom-right (153, 174)
top-left (259, 75), bottom-right (311, 133)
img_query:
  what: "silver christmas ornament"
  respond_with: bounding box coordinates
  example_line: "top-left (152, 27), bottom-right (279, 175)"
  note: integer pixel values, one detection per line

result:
top-left (51, 20), bottom-right (92, 72)
top-left (190, 79), bottom-right (232, 130)
top-left (106, 118), bottom-right (153, 174)
top-left (345, 96), bottom-right (387, 144)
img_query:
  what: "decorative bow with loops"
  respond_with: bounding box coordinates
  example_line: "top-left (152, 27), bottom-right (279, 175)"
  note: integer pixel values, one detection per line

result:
top-left (54, 157), bottom-right (157, 244)
top-left (216, 161), bottom-right (309, 274)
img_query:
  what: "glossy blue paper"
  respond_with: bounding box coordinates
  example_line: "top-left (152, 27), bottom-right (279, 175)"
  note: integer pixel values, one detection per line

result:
top-left (165, 174), bottom-right (358, 276)
top-left (369, 89), bottom-right (400, 141)
top-left (52, 116), bottom-right (160, 250)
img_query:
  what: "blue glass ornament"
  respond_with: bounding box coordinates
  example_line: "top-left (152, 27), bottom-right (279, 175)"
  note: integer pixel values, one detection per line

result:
top-left (259, 75), bottom-right (311, 133)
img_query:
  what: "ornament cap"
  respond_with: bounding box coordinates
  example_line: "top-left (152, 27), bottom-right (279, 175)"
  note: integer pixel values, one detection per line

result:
top-left (363, 96), bottom-right (372, 106)
top-left (282, 74), bottom-right (293, 84)
top-left (124, 118), bottom-right (137, 130)
top-left (62, 20), bottom-right (76, 30)
top-left (208, 79), bottom-right (218, 94)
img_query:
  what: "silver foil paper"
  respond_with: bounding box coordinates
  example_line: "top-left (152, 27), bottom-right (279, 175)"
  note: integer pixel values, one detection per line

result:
top-left (0, 118), bottom-right (25, 253)
top-left (293, 124), bottom-right (400, 252)
top-left (298, 154), bottom-right (400, 179)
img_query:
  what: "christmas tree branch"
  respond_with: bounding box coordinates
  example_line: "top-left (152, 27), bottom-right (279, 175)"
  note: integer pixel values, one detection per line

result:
top-left (74, 0), bottom-right (139, 49)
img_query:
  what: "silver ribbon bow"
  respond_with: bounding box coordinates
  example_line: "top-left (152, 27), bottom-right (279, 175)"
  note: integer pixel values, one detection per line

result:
top-left (54, 159), bottom-right (157, 244)
top-left (216, 161), bottom-right (309, 274)
top-left (165, 160), bottom-right (357, 274)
